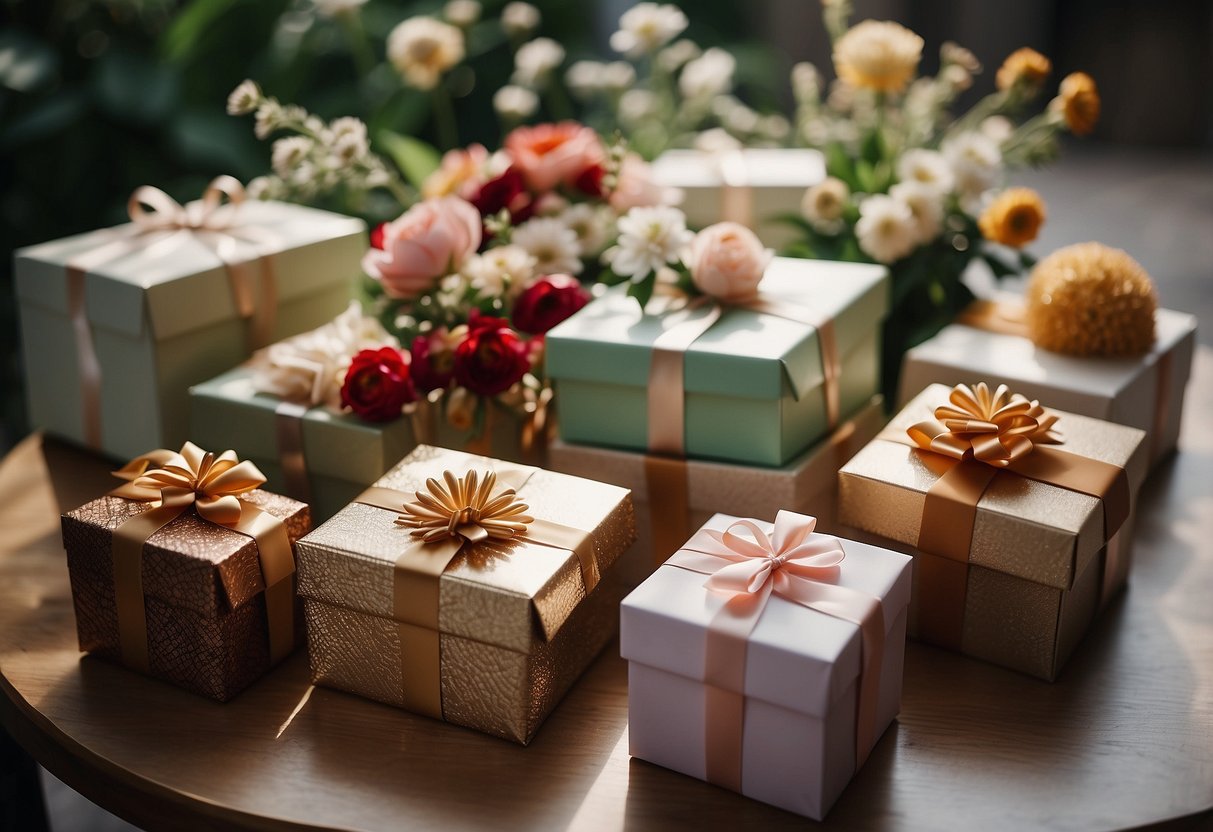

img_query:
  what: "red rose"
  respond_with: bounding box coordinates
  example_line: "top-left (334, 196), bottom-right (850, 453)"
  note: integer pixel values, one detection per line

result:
top-left (340, 347), bottom-right (416, 422)
top-left (453, 314), bottom-right (531, 396)
top-left (410, 328), bottom-right (457, 393)
top-left (369, 221), bottom-right (388, 250)
top-left (470, 167), bottom-right (535, 222)
top-left (512, 274), bottom-right (590, 335)
top-left (572, 163), bottom-right (607, 199)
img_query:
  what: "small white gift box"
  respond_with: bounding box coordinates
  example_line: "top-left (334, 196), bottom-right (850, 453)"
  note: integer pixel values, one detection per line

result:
top-left (621, 512), bottom-right (911, 820)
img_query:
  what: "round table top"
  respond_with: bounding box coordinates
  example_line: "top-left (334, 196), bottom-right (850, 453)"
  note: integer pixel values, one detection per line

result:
top-left (3, 354), bottom-right (1213, 831)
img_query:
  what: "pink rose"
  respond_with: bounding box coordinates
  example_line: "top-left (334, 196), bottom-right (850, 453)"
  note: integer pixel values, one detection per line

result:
top-left (609, 153), bottom-right (667, 212)
top-left (688, 222), bottom-right (772, 302)
top-left (363, 196), bottom-right (482, 299)
top-left (504, 122), bottom-right (605, 193)
top-left (422, 144), bottom-right (489, 200)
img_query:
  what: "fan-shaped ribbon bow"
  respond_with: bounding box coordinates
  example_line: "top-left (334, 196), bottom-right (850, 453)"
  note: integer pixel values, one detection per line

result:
top-left (906, 382), bottom-right (1061, 467)
top-left (667, 511), bottom-right (886, 792)
top-left (108, 442), bottom-right (296, 674)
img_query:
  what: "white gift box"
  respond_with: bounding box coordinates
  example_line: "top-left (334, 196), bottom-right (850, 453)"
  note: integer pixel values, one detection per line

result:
top-left (899, 302), bottom-right (1196, 470)
top-left (621, 513), bottom-right (911, 820)
top-left (15, 199), bottom-right (364, 460)
top-left (650, 148), bottom-right (825, 248)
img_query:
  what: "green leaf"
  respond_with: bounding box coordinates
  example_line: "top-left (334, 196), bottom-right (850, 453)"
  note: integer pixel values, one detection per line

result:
top-left (92, 50), bottom-right (180, 126)
top-left (855, 159), bottom-right (877, 194)
top-left (161, 0), bottom-right (244, 63)
top-left (824, 142), bottom-right (856, 188)
top-left (861, 127), bottom-right (884, 165)
top-left (982, 252), bottom-right (1019, 278)
top-left (626, 273), bottom-right (656, 310)
top-left (377, 130), bottom-right (441, 189)
top-left (1019, 250), bottom-right (1038, 270)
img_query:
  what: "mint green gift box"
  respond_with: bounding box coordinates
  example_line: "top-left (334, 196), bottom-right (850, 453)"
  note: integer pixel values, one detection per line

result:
top-left (545, 258), bottom-right (888, 467)
top-left (190, 366), bottom-right (418, 523)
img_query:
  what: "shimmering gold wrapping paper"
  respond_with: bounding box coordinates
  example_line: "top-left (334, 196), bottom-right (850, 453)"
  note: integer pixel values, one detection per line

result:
top-left (838, 384), bottom-right (1147, 680)
top-left (295, 445), bottom-right (636, 743)
top-left (61, 489), bottom-right (310, 700)
top-left (550, 397), bottom-right (886, 586)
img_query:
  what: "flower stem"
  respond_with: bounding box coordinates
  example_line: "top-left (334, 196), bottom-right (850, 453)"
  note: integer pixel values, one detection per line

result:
top-left (340, 12), bottom-right (376, 77)
top-left (432, 84), bottom-right (459, 151)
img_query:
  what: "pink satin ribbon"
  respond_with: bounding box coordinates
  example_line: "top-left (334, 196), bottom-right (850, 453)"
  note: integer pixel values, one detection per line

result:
top-left (667, 511), bottom-right (886, 793)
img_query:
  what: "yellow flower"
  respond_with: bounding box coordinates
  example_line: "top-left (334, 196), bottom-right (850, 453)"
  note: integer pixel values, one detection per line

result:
top-left (978, 188), bottom-right (1046, 248)
top-left (1052, 72), bottom-right (1100, 135)
top-left (995, 47), bottom-right (1051, 91)
top-left (832, 20), bottom-right (924, 93)
top-left (1026, 242), bottom-right (1156, 356)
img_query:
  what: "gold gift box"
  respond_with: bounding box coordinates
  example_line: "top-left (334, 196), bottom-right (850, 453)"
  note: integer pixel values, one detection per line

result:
top-left (295, 445), bottom-right (636, 743)
top-left (838, 384), bottom-right (1148, 680)
top-left (550, 397), bottom-right (886, 586)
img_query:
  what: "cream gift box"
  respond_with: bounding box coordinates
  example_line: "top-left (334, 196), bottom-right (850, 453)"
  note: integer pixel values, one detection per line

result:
top-left (650, 148), bottom-right (825, 248)
top-left (15, 190), bottom-right (364, 461)
top-left (839, 383), bottom-right (1148, 680)
top-left (546, 257), bottom-right (888, 468)
top-left (550, 395), bottom-right (886, 586)
top-left (900, 299), bottom-right (1196, 469)
top-left (295, 445), bottom-right (636, 744)
top-left (621, 512), bottom-right (911, 820)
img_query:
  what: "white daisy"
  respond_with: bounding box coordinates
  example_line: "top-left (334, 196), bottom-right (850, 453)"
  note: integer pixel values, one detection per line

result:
top-left (500, 1), bottom-right (540, 37)
top-left (889, 180), bottom-right (944, 244)
top-left (801, 177), bottom-right (850, 235)
top-left (387, 17), bottom-right (464, 91)
top-left (855, 195), bottom-right (917, 263)
top-left (942, 131), bottom-right (1002, 208)
top-left (606, 205), bottom-right (693, 279)
top-left (609, 3), bottom-right (687, 57)
top-left (463, 244), bottom-right (537, 296)
top-left (559, 203), bottom-right (613, 256)
top-left (271, 137), bottom-right (313, 177)
top-left (512, 217), bottom-right (584, 275)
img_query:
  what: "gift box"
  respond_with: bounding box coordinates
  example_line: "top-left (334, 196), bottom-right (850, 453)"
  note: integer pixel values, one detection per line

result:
top-left (15, 182), bottom-right (364, 461)
top-left (61, 443), bottom-right (309, 701)
top-left (546, 257), bottom-right (888, 468)
top-left (900, 300), bottom-right (1196, 471)
top-left (295, 445), bottom-right (636, 744)
top-left (650, 148), bottom-right (825, 248)
top-left (839, 383), bottom-right (1149, 680)
top-left (550, 396), bottom-right (886, 586)
top-left (622, 512), bottom-right (911, 820)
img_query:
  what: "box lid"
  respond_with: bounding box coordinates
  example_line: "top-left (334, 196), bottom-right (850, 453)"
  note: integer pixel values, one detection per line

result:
top-left (620, 513), bottom-right (911, 719)
top-left (546, 257), bottom-right (888, 401)
top-left (550, 396), bottom-right (887, 516)
top-left (839, 384), bottom-right (1149, 591)
top-left (651, 148), bottom-right (826, 189)
top-left (62, 489), bottom-right (310, 620)
top-left (295, 446), bottom-right (636, 652)
top-left (189, 366), bottom-right (416, 486)
top-left (15, 200), bottom-right (365, 341)
top-left (901, 303), bottom-right (1198, 411)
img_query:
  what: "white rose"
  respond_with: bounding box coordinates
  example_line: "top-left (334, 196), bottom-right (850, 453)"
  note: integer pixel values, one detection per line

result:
top-left (855, 194), bottom-right (917, 263)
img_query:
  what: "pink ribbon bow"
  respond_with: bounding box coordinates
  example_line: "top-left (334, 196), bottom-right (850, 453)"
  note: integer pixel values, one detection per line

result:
top-left (698, 511), bottom-right (846, 599)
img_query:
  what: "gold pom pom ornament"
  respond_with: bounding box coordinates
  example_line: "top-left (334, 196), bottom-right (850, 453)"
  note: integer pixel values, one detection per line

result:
top-left (1026, 242), bottom-right (1157, 357)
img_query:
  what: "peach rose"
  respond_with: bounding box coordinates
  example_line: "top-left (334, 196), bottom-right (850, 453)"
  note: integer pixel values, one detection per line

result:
top-left (422, 144), bottom-right (489, 200)
top-left (609, 153), bottom-right (668, 212)
top-left (688, 222), bottom-right (771, 302)
top-left (504, 121), bottom-right (605, 193)
top-left (363, 196), bottom-right (482, 299)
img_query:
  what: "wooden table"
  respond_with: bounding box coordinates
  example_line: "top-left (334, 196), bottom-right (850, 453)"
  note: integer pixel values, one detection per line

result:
top-left (2, 354), bottom-right (1212, 832)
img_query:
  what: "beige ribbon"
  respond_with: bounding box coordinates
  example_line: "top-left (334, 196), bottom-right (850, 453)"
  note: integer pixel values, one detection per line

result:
top-left (65, 176), bottom-right (279, 450)
top-left (718, 150), bottom-right (752, 231)
top-left (881, 383), bottom-right (1130, 647)
top-left (353, 463), bottom-right (600, 720)
top-left (107, 442), bottom-right (296, 673)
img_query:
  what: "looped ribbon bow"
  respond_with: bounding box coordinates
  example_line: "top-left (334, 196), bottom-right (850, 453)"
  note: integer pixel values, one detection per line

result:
top-left (669, 511), bottom-right (886, 792)
top-left (907, 382), bottom-right (1062, 467)
top-left (108, 442), bottom-right (296, 674)
top-left (128, 175), bottom-right (247, 232)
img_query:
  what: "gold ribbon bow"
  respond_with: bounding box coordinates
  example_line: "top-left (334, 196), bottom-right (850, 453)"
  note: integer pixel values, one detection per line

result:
top-left (65, 176), bottom-right (278, 450)
top-left (906, 382), bottom-right (1062, 467)
top-left (880, 383), bottom-right (1130, 649)
top-left (355, 466), bottom-right (600, 721)
top-left (108, 442), bottom-right (296, 674)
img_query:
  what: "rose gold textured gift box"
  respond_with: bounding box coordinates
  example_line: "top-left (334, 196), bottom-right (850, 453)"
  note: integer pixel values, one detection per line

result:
top-left (838, 384), bottom-right (1148, 680)
top-left (62, 489), bottom-right (309, 701)
top-left (296, 445), bottom-right (636, 744)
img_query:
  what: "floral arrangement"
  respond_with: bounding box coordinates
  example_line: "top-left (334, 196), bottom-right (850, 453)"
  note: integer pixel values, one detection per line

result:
top-left (783, 1), bottom-right (1101, 396)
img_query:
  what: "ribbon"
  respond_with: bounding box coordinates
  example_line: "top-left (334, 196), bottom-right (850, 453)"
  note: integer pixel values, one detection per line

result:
top-left (353, 464), bottom-right (600, 720)
top-left (274, 400), bottom-right (313, 505)
top-left (882, 383), bottom-right (1130, 648)
top-left (666, 511), bottom-right (885, 792)
top-left (107, 442), bottom-right (296, 673)
top-left (65, 176), bottom-right (279, 450)
top-left (718, 150), bottom-right (753, 234)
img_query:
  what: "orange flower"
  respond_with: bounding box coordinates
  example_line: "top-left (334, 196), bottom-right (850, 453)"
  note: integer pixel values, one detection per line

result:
top-left (978, 188), bottom-right (1046, 248)
top-left (995, 47), bottom-right (1051, 91)
top-left (1055, 72), bottom-right (1100, 135)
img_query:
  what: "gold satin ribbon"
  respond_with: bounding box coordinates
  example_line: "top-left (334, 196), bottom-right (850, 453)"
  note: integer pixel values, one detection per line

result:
top-left (64, 176), bottom-right (279, 450)
top-left (668, 512), bottom-right (886, 791)
top-left (274, 400), bottom-right (313, 504)
top-left (881, 383), bottom-right (1130, 648)
top-left (107, 442), bottom-right (296, 673)
top-left (353, 463), bottom-right (600, 721)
